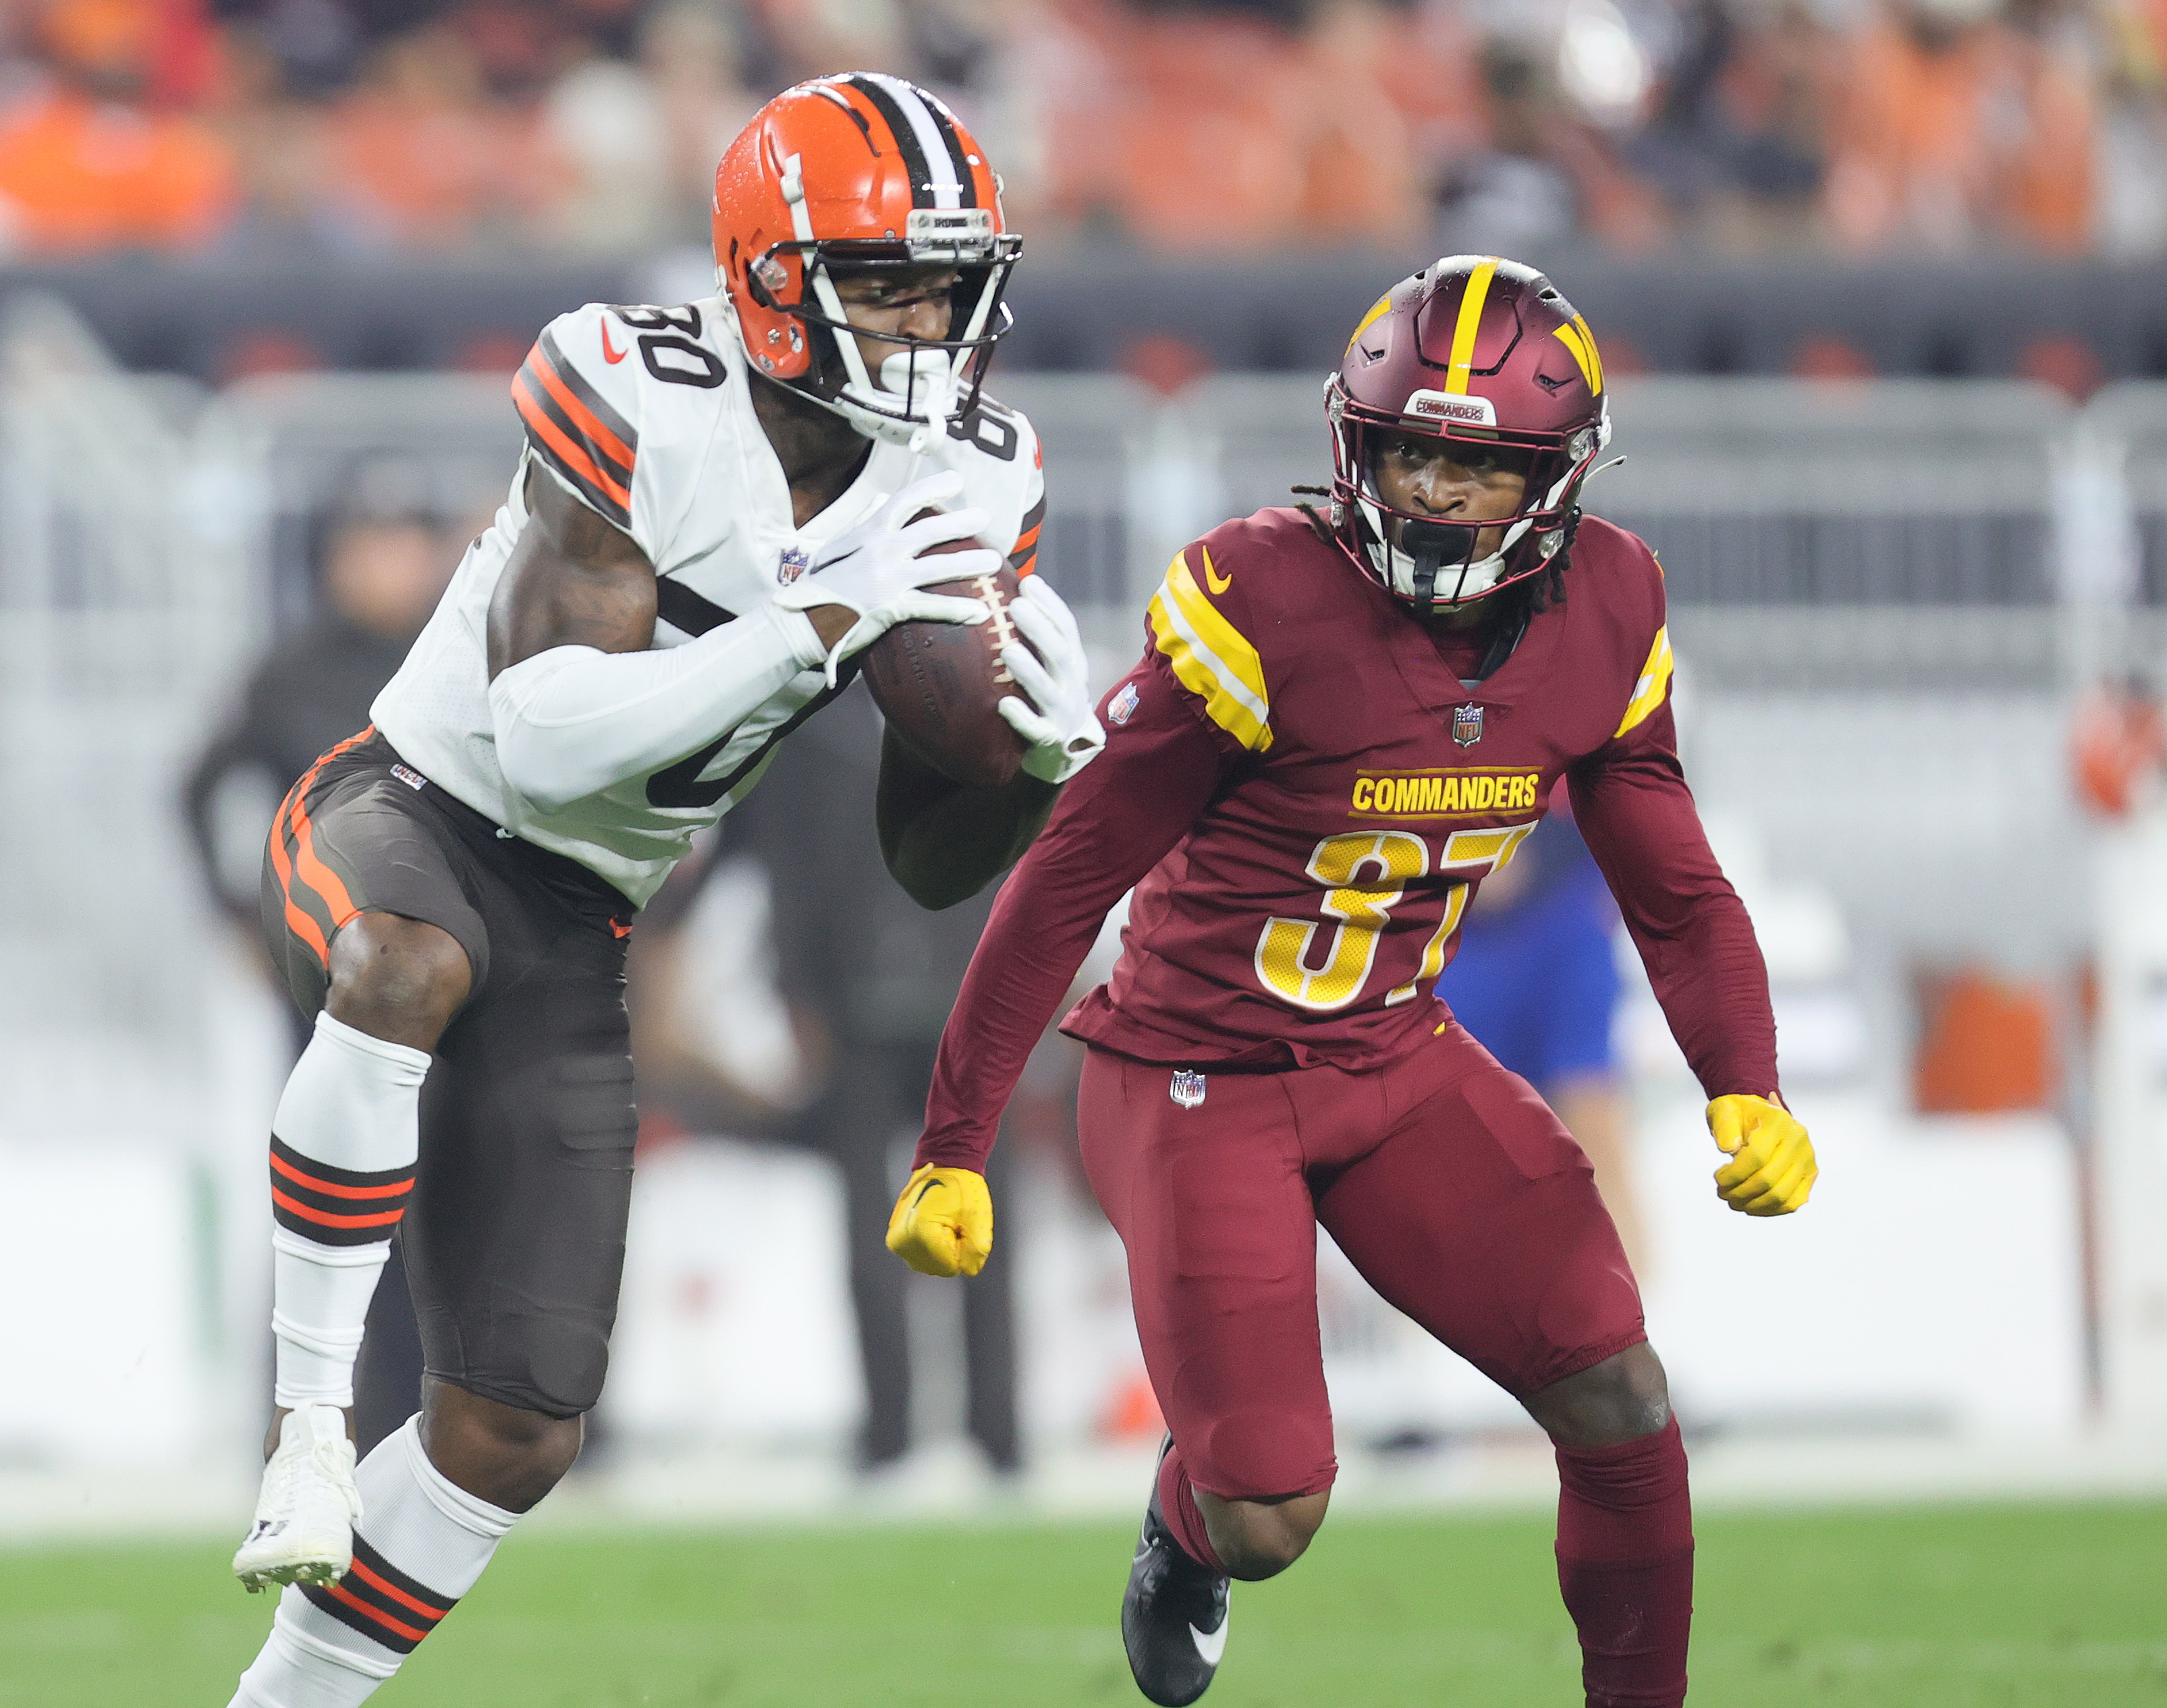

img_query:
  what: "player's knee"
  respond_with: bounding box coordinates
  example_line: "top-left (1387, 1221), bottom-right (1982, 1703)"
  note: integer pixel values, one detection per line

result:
top-left (1201, 1489), bottom-right (1328, 1581)
top-left (420, 1379), bottom-right (582, 1513)
top-left (326, 912), bottom-right (472, 1051)
top-left (1525, 1342), bottom-right (1672, 1450)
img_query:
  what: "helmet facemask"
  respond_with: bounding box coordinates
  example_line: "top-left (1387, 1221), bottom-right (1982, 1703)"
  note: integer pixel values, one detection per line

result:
top-left (744, 154), bottom-right (1022, 453)
top-left (1329, 380), bottom-right (1610, 611)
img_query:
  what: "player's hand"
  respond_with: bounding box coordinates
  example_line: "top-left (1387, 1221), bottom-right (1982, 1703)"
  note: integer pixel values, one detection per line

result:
top-left (886, 1163), bottom-right (993, 1277)
top-left (998, 576), bottom-right (1105, 784)
top-left (775, 474), bottom-right (999, 684)
top-left (1707, 1094), bottom-right (1817, 1216)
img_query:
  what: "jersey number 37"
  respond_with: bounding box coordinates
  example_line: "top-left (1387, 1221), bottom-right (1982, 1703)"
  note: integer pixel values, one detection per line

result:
top-left (1255, 825), bottom-right (1538, 1013)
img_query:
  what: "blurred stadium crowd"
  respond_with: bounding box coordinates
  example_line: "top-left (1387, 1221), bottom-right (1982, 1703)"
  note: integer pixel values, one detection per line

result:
top-left (0, 0), bottom-right (2146, 263)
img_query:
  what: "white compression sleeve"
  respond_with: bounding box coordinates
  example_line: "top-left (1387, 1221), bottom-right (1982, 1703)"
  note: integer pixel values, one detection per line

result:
top-left (487, 601), bottom-right (829, 812)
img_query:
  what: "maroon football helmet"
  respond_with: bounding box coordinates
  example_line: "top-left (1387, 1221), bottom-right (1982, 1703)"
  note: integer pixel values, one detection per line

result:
top-left (1327, 256), bottom-right (1611, 610)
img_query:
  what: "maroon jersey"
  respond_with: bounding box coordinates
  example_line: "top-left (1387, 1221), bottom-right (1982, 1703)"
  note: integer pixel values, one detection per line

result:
top-left (918, 506), bottom-right (1776, 1172)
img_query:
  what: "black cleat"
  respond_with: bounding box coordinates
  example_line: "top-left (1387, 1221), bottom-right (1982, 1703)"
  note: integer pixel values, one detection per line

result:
top-left (1121, 1445), bottom-right (1231, 1706)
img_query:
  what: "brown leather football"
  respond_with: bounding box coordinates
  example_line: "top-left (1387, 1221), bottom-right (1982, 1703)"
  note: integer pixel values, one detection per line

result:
top-left (858, 533), bottom-right (1029, 790)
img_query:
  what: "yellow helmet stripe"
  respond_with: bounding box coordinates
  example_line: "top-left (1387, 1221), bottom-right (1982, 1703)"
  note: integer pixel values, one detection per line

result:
top-left (1552, 318), bottom-right (1605, 394)
top-left (1444, 257), bottom-right (1501, 394)
top-left (1346, 291), bottom-right (1394, 352)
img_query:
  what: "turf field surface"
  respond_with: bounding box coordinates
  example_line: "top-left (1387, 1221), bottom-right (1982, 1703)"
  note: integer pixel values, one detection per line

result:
top-left (5, 1502), bottom-right (2163, 1706)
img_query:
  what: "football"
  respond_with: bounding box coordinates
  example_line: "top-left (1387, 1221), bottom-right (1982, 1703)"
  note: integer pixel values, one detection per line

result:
top-left (858, 530), bottom-right (1029, 790)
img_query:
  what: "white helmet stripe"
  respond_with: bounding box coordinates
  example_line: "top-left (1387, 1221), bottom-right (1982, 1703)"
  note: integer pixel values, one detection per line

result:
top-left (864, 73), bottom-right (963, 209)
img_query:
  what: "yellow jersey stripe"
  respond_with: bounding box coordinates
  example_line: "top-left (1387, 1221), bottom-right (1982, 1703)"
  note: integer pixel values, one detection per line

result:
top-left (1444, 257), bottom-right (1500, 393)
top-left (1149, 551), bottom-right (1273, 752)
top-left (1346, 290), bottom-right (1394, 352)
top-left (1613, 626), bottom-right (1674, 738)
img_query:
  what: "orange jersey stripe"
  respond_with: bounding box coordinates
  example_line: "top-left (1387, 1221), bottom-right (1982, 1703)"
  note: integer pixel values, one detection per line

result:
top-left (271, 1184), bottom-right (406, 1231)
top-left (269, 727), bottom-right (376, 965)
top-left (345, 1556), bottom-right (451, 1622)
top-left (526, 349), bottom-right (634, 476)
top-left (268, 795), bottom-right (329, 965)
top-left (289, 794), bottom-right (360, 933)
top-left (323, 1580), bottom-right (429, 1645)
top-left (269, 1149), bottom-right (413, 1201)
top-left (514, 375), bottom-right (632, 512)
top-left (1012, 522), bottom-right (1042, 556)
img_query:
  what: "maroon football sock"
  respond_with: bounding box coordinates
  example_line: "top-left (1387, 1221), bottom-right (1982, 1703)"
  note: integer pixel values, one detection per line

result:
top-left (1554, 1416), bottom-right (1694, 1708)
top-left (1155, 1443), bottom-right (1227, 1575)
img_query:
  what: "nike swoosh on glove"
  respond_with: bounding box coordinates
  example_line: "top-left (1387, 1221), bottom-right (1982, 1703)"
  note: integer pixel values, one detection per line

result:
top-left (997, 576), bottom-right (1106, 783)
top-left (1707, 1094), bottom-right (1817, 1216)
top-left (885, 1163), bottom-right (993, 1277)
top-left (773, 472), bottom-right (1000, 685)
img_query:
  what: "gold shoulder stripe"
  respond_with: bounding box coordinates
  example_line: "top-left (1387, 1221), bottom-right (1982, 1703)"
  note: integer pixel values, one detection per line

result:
top-left (1346, 291), bottom-right (1394, 352)
top-left (1614, 625), bottom-right (1674, 738)
top-left (1552, 317), bottom-right (1605, 394)
top-left (1444, 257), bottom-right (1501, 394)
top-left (1148, 548), bottom-right (1273, 752)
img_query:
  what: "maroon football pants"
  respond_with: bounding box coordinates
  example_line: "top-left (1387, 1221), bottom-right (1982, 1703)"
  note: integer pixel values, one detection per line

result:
top-left (1077, 1020), bottom-right (1649, 1499)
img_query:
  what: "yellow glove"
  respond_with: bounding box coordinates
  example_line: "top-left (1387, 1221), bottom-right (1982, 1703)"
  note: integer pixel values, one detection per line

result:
top-left (886, 1164), bottom-right (993, 1277)
top-left (1707, 1094), bottom-right (1817, 1217)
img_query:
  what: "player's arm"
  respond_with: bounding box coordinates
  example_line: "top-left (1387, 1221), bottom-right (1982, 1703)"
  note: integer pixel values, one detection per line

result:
top-left (886, 651), bottom-right (1232, 1275)
top-left (486, 463), bottom-right (818, 810)
top-left (1570, 698), bottom-right (1816, 1215)
top-left (487, 467), bottom-right (991, 812)
top-left (875, 562), bottom-right (1103, 907)
top-left (876, 729), bottom-right (1058, 910)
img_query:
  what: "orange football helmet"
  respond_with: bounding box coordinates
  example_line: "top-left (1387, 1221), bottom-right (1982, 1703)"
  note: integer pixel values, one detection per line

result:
top-left (713, 74), bottom-right (1021, 451)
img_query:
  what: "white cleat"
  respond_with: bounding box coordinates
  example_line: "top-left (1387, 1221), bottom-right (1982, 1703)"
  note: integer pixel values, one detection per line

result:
top-left (232, 1404), bottom-right (360, 1593)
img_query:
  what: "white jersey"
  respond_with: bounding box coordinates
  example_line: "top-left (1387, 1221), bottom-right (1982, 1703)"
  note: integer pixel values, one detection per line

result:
top-left (371, 297), bottom-right (1045, 907)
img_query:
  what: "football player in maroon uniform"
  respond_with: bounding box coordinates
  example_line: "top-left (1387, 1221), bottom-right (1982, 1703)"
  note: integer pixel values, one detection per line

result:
top-left (884, 256), bottom-right (1817, 1707)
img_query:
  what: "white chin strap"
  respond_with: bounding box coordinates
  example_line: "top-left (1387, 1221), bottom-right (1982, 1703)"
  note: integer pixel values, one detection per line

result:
top-left (1359, 495), bottom-right (1531, 605)
top-left (835, 349), bottom-right (960, 455)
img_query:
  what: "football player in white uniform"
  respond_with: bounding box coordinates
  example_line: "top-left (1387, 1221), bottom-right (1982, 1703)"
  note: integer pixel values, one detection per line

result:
top-left (225, 74), bottom-right (1101, 1708)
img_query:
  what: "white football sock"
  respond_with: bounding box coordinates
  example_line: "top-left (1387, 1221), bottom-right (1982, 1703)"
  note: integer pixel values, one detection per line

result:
top-left (269, 1012), bottom-right (430, 1409)
top-left (230, 1416), bottom-right (518, 1708)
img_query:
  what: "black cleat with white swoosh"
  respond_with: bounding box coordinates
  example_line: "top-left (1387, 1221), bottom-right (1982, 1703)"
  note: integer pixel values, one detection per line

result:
top-left (1121, 1443), bottom-right (1231, 1705)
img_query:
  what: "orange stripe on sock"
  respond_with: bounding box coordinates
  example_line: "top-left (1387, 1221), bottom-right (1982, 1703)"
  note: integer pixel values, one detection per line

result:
top-left (525, 349), bottom-right (634, 476)
top-left (271, 1185), bottom-right (406, 1231)
top-left (346, 1557), bottom-right (451, 1622)
top-left (514, 374), bottom-right (632, 512)
top-left (269, 1149), bottom-right (413, 1201)
top-left (324, 1580), bottom-right (429, 1645)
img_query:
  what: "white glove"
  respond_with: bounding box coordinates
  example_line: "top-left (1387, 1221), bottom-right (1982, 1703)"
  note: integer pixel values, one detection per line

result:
top-left (775, 473), bottom-right (1002, 685)
top-left (997, 576), bottom-right (1106, 784)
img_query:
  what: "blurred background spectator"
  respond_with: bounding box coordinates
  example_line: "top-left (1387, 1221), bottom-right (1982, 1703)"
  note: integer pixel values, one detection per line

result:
top-left (0, 0), bottom-right (2145, 262)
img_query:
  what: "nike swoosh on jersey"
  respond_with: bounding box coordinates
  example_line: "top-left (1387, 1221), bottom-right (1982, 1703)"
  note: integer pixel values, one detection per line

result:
top-left (1205, 561), bottom-right (1232, 595)
top-left (601, 322), bottom-right (628, 364)
top-left (1190, 1619), bottom-right (1228, 1665)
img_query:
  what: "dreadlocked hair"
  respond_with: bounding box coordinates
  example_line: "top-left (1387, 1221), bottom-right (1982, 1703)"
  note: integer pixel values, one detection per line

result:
top-left (1290, 487), bottom-right (1580, 617)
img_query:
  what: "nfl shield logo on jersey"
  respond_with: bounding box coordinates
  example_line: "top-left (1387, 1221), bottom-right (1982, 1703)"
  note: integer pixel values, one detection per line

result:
top-left (1452, 703), bottom-right (1485, 748)
top-left (1169, 1069), bottom-right (1207, 1109)
top-left (1108, 682), bottom-right (1140, 726)
top-left (777, 546), bottom-right (809, 586)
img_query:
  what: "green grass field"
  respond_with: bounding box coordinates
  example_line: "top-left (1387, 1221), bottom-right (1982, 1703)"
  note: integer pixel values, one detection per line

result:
top-left (5, 1502), bottom-right (2164, 1705)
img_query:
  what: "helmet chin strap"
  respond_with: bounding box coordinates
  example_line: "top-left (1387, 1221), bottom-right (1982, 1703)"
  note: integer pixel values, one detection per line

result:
top-left (1359, 497), bottom-right (1527, 608)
